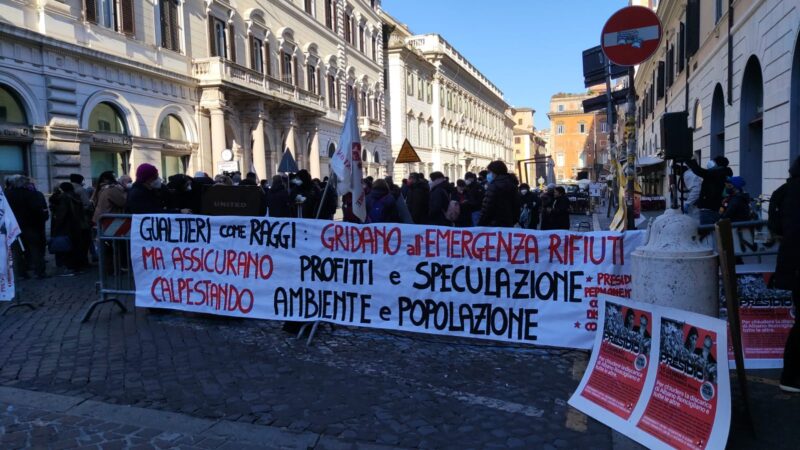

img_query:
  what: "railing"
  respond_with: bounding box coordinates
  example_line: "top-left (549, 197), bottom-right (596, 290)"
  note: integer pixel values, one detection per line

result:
top-left (192, 58), bottom-right (326, 113)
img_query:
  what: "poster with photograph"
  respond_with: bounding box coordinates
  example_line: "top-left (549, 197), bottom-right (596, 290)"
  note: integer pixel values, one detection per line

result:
top-left (569, 297), bottom-right (731, 450)
top-left (578, 301), bottom-right (652, 419)
top-left (720, 272), bottom-right (794, 369)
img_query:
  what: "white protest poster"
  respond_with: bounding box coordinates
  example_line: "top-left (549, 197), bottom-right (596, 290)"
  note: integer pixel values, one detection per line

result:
top-left (0, 186), bottom-right (21, 302)
top-left (569, 297), bottom-right (731, 450)
top-left (130, 215), bottom-right (646, 348)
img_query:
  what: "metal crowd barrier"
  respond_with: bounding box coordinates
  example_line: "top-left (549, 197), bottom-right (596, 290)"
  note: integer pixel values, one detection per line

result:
top-left (697, 220), bottom-right (778, 259)
top-left (81, 214), bottom-right (131, 322)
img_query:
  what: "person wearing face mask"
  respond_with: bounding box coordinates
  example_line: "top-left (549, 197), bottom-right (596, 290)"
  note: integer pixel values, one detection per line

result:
top-left (166, 174), bottom-right (195, 211)
top-left (477, 161), bottom-right (520, 228)
top-left (126, 163), bottom-right (170, 214)
top-left (92, 171), bottom-right (127, 224)
top-left (518, 183), bottom-right (541, 230)
top-left (118, 174), bottom-right (133, 191)
top-left (685, 156), bottom-right (733, 224)
top-left (463, 172), bottom-right (484, 227)
top-left (719, 176), bottom-right (751, 222)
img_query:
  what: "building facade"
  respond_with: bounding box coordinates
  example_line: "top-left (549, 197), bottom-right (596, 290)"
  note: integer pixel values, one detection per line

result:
top-left (511, 107), bottom-right (547, 186)
top-left (634, 0), bottom-right (800, 205)
top-left (0, 0), bottom-right (389, 192)
top-left (547, 90), bottom-right (609, 183)
top-left (382, 14), bottom-right (514, 180)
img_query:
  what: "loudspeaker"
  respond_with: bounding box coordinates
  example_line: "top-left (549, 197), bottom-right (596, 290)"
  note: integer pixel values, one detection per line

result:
top-left (660, 111), bottom-right (692, 161)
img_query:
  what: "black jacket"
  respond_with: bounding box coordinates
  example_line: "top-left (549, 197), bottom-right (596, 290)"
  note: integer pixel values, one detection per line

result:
top-left (547, 196), bottom-right (571, 230)
top-left (477, 174), bottom-right (519, 228)
top-left (463, 182), bottom-right (484, 215)
top-left (771, 177), bottom-right (800, 291)
top-left (519, 191), bottom-right (541, 228)
top-left (50, 191), bottom-right (87, 238)
top-left (720, 192), bottom-right (751, 222)
top-left (126, 182), bottom-right (166, 214)
top-left (406, 180), bottom-right (430, 225)
top-left (687, 160), bottom-right (733, 211)
top-left (5, 186), bottom-right (48, 231)
top-left (366, 187), bottom-right (398, 223)
top-left (266, 183), bottom-right (292, 218)
top-left (428, 181), bottom-right (452, 226)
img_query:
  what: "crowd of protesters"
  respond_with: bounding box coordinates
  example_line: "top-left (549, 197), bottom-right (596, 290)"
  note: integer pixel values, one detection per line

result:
top-left (2, 159), bottom-right (576, 279)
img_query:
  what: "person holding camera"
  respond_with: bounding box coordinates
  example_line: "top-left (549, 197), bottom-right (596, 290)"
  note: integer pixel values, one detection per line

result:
top-left (685, 156), bottom-right (733, 225)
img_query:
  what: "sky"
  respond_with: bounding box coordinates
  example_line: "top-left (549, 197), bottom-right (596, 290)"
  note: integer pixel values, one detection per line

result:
top-left (382, 0), bottom-right (628, 130)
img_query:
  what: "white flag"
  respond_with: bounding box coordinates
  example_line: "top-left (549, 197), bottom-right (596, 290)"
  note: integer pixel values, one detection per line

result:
top-left (331, 97), bottom-right (366, 222)
top-left (0, 186), bottom-right (21, 301)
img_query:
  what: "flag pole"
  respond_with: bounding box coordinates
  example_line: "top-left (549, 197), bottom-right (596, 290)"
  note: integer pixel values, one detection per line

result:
top-left (315, 171), bottom-right (336, 220)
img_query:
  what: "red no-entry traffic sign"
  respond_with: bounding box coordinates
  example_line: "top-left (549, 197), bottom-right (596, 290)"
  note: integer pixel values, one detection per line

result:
top-left (601, 6), bottom-right (662, 67)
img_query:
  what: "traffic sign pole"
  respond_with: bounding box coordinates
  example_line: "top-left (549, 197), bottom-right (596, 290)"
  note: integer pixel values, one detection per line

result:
top-left (601, 6), bottom-right (662, 230)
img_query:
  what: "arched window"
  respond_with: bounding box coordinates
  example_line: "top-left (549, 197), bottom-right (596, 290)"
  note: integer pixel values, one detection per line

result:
top-left (159, 114), bottom-right (186, 141)
top-left (710, 84), bottom-right (725, 159)
top-left (327, 142), bottom-right (336, 158)
top-left (362, 148), bottom-right (368, 162)
top-left (0, 85), bottom-right (27, 124)
top-left (89, 102), bottom-right (126, 134)
top-left (740, 56), bottom-right (764, 196)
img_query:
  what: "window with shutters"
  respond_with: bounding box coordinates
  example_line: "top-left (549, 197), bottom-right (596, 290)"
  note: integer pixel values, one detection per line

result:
top-left (209, 17), bottom-right (227, 59)
top-left (280, 51), bottom-right (293, 84)
top-left (250, 37), bottom-right (264, 73)
top-left (371, 35), bottom-right (377, 61)
top-left (678, 23), bottom-right (685, 73)
top-left (119, 0), bottom-right (134, 35)
top-left (304, 0), bottom-right (314, 16)
top-left (327, 75), bottom-right (337, 108)
top-left (427, 83), bottom-right (433, 104)
top-left (406, 72), bottom-right (414, 97)
top-left (325, 0), bottom-right (337, 32)
top-left (360, 92), bottom-right (367, 117)
top-left (307, 65), bottom-right (317, 94)
top-left (160, 0), bottom-right (181, 52)
top-left (358, 24), bottom-right (365, 53)
top-left (228, 23), bottom-right (237, 62)
top-left (98, 0), bottom-right (115, 30)
top-left (344, 13), bottom-right (352, 44)
top-left (417, 78), bottom-right (423, 101)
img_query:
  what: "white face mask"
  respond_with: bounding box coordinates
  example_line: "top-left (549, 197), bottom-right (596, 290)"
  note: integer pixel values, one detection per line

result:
top-left (465, 179), bottom-right (473, 186)
top-left (292, 178), bottom-right (303, 186)
top-left (520, 189), bottom-right (528, 195)
top-left (706, 160), bottom-right (717, 169)
top-left (150, 178), bottom-right (163, 189)
top-left (185, 185), bottom-right (192, 192)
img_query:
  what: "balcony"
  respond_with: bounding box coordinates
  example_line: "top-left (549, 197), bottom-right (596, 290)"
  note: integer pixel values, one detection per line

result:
top-left (359, 116), bottom-right (385, 138)
top-left (192, 58), bottom-right (326, 115)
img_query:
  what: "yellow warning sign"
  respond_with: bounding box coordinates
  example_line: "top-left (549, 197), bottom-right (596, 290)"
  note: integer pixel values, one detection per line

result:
top-left (395, 139), bottom-right (421, 164)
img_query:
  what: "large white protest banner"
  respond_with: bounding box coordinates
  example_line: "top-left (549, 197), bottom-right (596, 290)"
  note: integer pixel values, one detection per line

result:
top-left (0, 186), bottom-right (21, 302)
top-left (569, 296), bottom-right (731, 450)
top-left (131, 215), bottom-right (646, 348)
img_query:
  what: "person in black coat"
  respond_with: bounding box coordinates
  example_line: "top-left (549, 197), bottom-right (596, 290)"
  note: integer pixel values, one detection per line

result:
top-left (6, 176), bottom-right (49, 279)
top-left (518, 184), bottom-right (542, 230)
top-left (127, 163), bottom-right (180, 214)
top-left (770, 157), bottom-right (800, 392)
top-left (406, 173), bottom-right (430, 225)
top-left (50, 182), bottom-right (88, 275)
top-left (266, 175), bottom-right (292, 218)
top-left (166, 174), bottom-right (194, 211)
top-left (477, 161), bottom-right (519, 228)
top-left (366, 179), bottom-right (399, 223)
top-left (289, 170), bottom-right (321, 219)
top-left (686, 156), bottom-right (733, 224)
top-left (427, 172), bottom-right (452, 226)
top-left (547, 186), bottom-right (571, 230)
top-left (463, 172), bottom-right (484, 226)
top-left (719, 176), bottom-right (752, 222)
top-left (190, 172), bottom-right (215, 214)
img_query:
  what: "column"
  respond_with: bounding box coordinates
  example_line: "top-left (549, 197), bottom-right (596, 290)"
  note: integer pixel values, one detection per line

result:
top-left (209, 108), bottom-right (226, 173)
top-left (309, 127), bottom-right (321, 178)
top-left (252, 114), bottom-right (267, 179)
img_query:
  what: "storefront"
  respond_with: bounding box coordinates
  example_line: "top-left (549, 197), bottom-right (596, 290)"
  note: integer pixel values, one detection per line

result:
top-left (0, 84), bottom-right (32, 181)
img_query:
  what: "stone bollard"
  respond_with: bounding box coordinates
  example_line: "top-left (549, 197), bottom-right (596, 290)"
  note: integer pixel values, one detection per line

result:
top-left (631, 208), bottom-right (718, 316)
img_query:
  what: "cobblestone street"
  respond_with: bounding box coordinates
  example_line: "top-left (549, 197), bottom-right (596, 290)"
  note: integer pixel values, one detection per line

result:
top-left (0, 267), bottom-right (796, 449)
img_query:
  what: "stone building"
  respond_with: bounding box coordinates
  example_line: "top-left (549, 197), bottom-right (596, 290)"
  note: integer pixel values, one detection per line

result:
top-left (382, 13), bottom-right (514, 180)
top-left (547, 90), bottom-right (610, 183)
top-left (0, 0), bottom-right (389, 192)
top-left (510, 107), bottom-right (547, 186)
top-left (634, 0), bottom-right (800, 205)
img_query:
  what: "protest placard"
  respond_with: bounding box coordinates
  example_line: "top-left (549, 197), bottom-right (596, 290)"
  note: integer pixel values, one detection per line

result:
top-left (720, 272), bottom-right (793, 369)
top-left (130, 215), bottom-right (646, 348)
top-left (0, 186), bottom-right (21, 302)
top-left (569, 297), bottom-right (731, 450)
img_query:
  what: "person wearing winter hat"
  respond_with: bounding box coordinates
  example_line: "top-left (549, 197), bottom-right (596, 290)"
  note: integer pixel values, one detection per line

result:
top-left (720, 175), bottom-right (751, 222)
top-left (126, 163), bottom-right (168, 214)
top-left (477, 161), bottom-right (520, 228)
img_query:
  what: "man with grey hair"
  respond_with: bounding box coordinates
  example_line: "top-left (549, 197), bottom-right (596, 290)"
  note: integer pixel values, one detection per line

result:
top-left (5, 175), bottom-right (49, 279)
